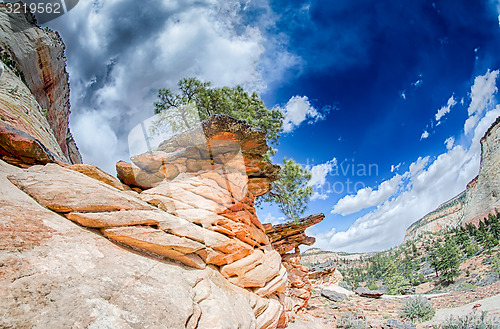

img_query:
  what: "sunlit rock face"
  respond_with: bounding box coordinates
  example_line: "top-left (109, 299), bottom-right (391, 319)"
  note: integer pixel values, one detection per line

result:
top-left (405, 116), bottom-right (500, 240)
top-left (1, 115), bottom-right (289, 329)
top-left (0, 6), bottom-right (81, 163)
top-left (264, 213), bottom-right (325, 325)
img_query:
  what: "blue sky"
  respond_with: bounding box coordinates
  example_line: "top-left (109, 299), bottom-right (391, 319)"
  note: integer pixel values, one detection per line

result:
top-left (46, 0), bottom-right (500, 252)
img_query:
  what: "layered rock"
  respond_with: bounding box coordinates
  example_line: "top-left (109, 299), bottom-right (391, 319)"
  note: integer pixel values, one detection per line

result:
top-left (264, 213), bottom-right (325, 323)
top-left (0, 159), bottom-right (275, 329)
top-left (405, 116), bottom-right (500, 240)
top-left (3, 115), bottom-right (289, 328)
top-left (2, 116), bottom-right (288, 328)
top-left (0, 5), bottom-right (81, 163)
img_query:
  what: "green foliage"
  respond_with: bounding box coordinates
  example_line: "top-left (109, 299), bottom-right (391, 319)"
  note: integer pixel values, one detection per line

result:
top-left (259, 158), bottom-right (313, 221)
top-left (399, 296), bottom-right (436, 323)
top-left (153, 78), bottom-right (316, 220)
top-left (492, 253), bottom-right (500, 278)
top-left (153, 77), bottom-right (284, 145)
top-left (0, 50), bottom-right (26, 84)
top-left (433, 311), bottom-right (498, 329)
top-left (430, 238), bottom-right (460, 283)
top-left (465, 243), bottom-right (480, 257)
top-left (383, 262), bottom-right (410, 294)
top-left (367, 282), bottom-right (379, 290)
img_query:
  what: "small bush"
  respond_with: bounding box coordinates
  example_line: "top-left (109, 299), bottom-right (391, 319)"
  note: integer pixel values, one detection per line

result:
top-left (336, 312), bottom-right (368, 329)
top-left (433, 311), bottom-right (498, 328)
top-left (399, 296), bottom-right (435, 323)
top-left (367, 282), bottom-right (379, 290)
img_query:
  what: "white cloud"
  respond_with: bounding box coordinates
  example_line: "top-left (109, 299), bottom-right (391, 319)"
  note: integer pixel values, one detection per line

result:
top-left (464, 69), bottom-right (499, 134)
top-left (400, 90), bottom-right (406, 100)
top-left (412, 79), bottom-right (423, 87)
top-left (444, 136), bottom-right (455, 150)
top-left (331, 174), bottom-right (402, 216)
top-left (308, 158), bottom-right (337, 187)
top-left (391, 162), bottom-right (403, 172)
top-left (420, 130), bottom-right (429, 140)
top-left (307, 158), bottom-right (337, 201)
top-left (47, 0), bottom-right (298, 174)
top-left (315, 70), bottom-right (500, 252)
top-left (262, 213), bottom-right (286, 226)
top-left (435, 95), bottom-right (457, 122)
top-left (282, 96), bottom-right (325, 133)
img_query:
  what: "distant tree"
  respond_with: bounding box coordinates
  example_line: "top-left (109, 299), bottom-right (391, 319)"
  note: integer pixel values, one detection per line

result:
top-left (259, 158), bottom-right (313, 221)
top-left (492, 253), bottom-right (500, 278)
top-left (439, 238), bottom-right (461, 283)
top-left (429, 240), bottom-right (442, 277)
top-left (489, 214), bottom-right (500, 240)
top-left (483, 234), bottom-right (499, 253)
top-left (477, 220), bottom-right (488, 245)
top-left (383, 262), bottom-right (410, 294)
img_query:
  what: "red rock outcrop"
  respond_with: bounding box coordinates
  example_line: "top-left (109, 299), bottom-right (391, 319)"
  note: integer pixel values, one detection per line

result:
top-left (264, 213), bottom-right (325, 325)
top-left (3, 115), bottom-right (288, 328)
top-left (0, 5), bottom-right (81, 163)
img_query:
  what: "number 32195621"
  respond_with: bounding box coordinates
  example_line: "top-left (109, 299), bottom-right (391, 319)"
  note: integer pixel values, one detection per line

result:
top-left (5, 2), bottom-right (62, 14)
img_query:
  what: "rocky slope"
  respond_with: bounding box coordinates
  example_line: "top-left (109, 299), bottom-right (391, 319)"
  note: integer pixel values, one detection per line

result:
top-left (0, 114), bottom-right (294, 328)
top-left (0, 5), bottom-right (81, 164)
top-left (405, 116), bottom-right (500, 240)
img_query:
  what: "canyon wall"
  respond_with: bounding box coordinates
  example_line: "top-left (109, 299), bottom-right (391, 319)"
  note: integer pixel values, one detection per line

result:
top-left (405, 116), bottom-right (500, 240)
top-left (0, 5), bottom-right (81, 164)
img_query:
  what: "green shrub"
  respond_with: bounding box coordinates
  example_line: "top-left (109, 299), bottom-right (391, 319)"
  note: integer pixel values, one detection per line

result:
top-left (433, 311), bottom-right (498, 328)
top-left (399, 296), bottom-right (435, 322)
top-left (336, 312), bottom-right (368, 329)
top-left (367, 282), bottom-right (379, 290)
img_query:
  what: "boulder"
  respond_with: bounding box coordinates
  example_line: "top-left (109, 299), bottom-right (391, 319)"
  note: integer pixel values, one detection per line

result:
top-left (355, 287), bottom-right (384, 299)
top-left (67, 163), bottom-right (128, 190)
top-left (116, 160), bottom-right (164, 189)
top-left (320, 289), bottom-right (348, 302)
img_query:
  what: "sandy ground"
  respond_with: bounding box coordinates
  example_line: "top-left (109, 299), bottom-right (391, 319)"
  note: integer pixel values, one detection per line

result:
top-left (422, 293), bottom-right (500, 327)
top-left (289, 281), bottom-right (500, 328)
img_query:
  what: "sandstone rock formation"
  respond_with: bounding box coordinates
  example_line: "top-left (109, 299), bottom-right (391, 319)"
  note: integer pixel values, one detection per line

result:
top-left (0, 5), bottom-right (81, 163)
top-left (1, 114), bottom-right (292, 328)
top-left (264, 214), bottom-right (325, 323)
top-left (405, 116), bottom-right (500, 240)
top-left (0, 159), bottom-right (273, 329)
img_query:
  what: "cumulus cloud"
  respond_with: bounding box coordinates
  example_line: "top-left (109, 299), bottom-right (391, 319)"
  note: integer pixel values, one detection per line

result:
top-left (47, 0), bottom-right (298, 174)
top-left (444, 136), bottom-right (455, 150)
top-left (307, 158), bottom-right (337, 200)
top-left (282, 96), bottom-right (325, 133)
top-left (464, 69), bottom-right (499, 134)
top-left (435, 95), bottom-right (457, 122)
top-left (315, 70), bottom-right (500, 252)
top-left (331, 174), bottom-right (402, 216)
top-left (420, 130), bottom-right (429, 140)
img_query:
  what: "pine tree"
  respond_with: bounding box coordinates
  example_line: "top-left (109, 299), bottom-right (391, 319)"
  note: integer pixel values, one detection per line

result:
top-left (440, 238), bottom-right (461, 283)
top-left (490, 214), bottom-right (500, 240)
